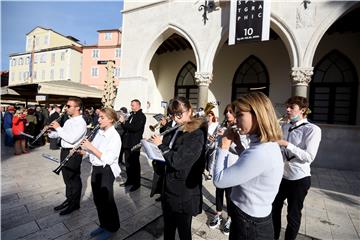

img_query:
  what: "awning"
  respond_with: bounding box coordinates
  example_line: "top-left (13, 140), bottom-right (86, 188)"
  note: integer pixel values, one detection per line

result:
top-left (2, 80), bottom-right (103, 105)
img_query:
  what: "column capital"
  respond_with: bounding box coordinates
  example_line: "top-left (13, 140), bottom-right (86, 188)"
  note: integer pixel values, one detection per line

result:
top-left (195, 72), bottom-right (213, 87)
top-left (291, 67), bottom-right (314, 86)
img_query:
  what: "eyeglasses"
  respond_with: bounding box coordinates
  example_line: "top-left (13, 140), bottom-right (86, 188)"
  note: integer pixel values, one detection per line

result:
top-left (172, 110), bottom-right (188, 118)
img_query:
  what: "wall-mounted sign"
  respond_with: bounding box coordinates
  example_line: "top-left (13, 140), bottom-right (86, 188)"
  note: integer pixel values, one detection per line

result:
top-left (97, 60), bottom-right (115, 65)
top-left (36, 95), bottom-right (47, 101)
top-left (229, 0), bottom-right (271, 45)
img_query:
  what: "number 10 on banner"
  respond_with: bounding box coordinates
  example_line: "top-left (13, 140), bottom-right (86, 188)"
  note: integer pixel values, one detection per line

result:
top-left (229, 0), bottom-right (271, 45)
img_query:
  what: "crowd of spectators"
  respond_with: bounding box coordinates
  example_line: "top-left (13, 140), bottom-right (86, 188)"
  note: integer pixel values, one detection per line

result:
top-left (0, 104), bottom-right (103, 155)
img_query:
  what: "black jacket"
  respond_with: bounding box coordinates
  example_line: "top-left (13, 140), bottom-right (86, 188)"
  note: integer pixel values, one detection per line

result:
top-left (158, 121), bottom-right (207, 216)
top-left (122, 109), bottom-right (146, 149)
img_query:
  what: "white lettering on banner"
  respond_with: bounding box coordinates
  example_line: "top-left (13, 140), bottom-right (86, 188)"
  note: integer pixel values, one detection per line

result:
top-left (229, 0), bottom-right (270, 45)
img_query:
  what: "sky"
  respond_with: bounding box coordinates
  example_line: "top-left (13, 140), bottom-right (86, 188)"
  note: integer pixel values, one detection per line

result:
top-left (1, 1), bottom-right (124, 71)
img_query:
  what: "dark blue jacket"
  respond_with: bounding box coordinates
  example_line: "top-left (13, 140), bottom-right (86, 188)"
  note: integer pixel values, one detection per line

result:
top-left (4, 112), bottom-right (13, 129)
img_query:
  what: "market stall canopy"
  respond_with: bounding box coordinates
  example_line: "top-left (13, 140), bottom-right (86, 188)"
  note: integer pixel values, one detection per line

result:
top-left (2, 80), bottom-right (103, 105)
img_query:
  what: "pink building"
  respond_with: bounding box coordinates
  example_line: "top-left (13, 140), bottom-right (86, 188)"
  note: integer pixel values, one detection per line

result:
top-left (82, 29), bottom-right (121, 89)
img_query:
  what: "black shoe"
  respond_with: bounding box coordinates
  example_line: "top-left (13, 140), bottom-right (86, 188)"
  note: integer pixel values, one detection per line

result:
top-left (54, 200), bottom-right (69, 211)
top-left (129, 185), bottom-right (140, 192)
top-left (59, 205), bottom-right (80, 215)
top-left (120, 181), bottom-right (132, 187)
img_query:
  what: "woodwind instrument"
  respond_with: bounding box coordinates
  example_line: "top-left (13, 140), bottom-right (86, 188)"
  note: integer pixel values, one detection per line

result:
top-left (52, 124), bottom-right (100, 175)
top-left (131, 123), bottom-right (183, 152)
top-left (31, 107), bottom-right (66, 145)
top-left (132, 102), bottom-right (216, 152)
top-left (207, 118), bottom-right (227, 150)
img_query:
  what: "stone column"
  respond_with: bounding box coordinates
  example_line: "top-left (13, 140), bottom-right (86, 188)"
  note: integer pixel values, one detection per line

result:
top-left (195, 72), bottom-right (212, 108)
top-left (290, 67), bottom-right (313, 97)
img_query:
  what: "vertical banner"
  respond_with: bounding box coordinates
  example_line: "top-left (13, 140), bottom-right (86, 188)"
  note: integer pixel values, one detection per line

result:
top-left (229, 0), bottom-right (271, 45)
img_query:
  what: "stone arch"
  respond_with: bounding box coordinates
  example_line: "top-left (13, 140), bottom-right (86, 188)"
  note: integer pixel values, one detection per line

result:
top-left (137, 24), bottom-right (200, 77)
top-left (304, 2), bottom-right (359, 67)
top-left (204, 13), bottom-right (300, 73)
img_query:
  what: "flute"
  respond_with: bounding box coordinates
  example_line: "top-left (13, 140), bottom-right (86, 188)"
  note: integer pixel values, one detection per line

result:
top-left (131, 124), bottom-right (182, 152)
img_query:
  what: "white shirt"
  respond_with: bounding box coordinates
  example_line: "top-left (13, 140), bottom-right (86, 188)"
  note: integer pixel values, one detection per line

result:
top-left (282, 118), bottom-right (322, 180)
top-left (89, 126), bottom-right (121, 178)
top-left (213, 135), bottom-right (284, 217)
top-left (48, 115), bottom-right (87, 148)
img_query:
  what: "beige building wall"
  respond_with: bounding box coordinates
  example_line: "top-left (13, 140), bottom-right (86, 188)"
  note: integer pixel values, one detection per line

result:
top-left (9, 48), bottom-right (82, 85)
top-left (25, 27), bottom-right (81, 52)
top-left (9, 27), bottom-right (83, 86)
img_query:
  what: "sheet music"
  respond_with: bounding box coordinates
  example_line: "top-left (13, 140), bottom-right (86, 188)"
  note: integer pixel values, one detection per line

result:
top-left (141, 139), bottom-right (165, 162)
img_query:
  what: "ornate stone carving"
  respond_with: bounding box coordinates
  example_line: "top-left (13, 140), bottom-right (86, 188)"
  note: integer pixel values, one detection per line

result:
top-left (291, 67), bottom-right (313, 86)
top-left (195, 72), bottom-right (213, 87)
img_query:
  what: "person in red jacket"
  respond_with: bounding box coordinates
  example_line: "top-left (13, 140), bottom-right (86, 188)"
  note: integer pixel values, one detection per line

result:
top-left (12, 108), bottom-right (28, 155)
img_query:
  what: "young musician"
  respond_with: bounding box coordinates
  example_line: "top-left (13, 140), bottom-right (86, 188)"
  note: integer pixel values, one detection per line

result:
top-left (81, 108), bottom-right (121, 240)
top-left (204, 110), bottom-right (218, 181)
top-left (49, 97), bottom-right (87, 215)
top-left (151, 97), bottom-right (207, 240)
top-left (272, 96), bottom-right (321, 240)
top-left (213, 92), bottom-right (284, 240)
top-left (208, 104), bottom-right (238, 235)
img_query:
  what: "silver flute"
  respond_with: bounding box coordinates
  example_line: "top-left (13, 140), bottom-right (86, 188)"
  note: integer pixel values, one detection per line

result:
top-left (131, 124), bottom-right (183, 152)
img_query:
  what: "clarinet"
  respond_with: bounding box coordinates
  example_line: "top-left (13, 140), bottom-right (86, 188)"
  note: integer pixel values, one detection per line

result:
top-left (52, 125), bottom-right (100, 175)
top-left (31, 112), bottom-right (65, 145)
top-left (207, 118), bottom-right (227, 150)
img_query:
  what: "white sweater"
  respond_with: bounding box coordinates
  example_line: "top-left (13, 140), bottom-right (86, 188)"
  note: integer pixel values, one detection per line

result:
top-left (213, 136), bottom-right (283, 217)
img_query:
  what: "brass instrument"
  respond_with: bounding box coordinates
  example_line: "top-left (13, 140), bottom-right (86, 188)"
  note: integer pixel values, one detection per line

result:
top-left (149, 122), bottom-right (161, 132)
top-left (149, 116), bottom-right (171, 132)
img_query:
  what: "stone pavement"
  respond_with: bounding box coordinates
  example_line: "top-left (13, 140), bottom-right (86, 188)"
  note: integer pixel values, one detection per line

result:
top-left (1, 141), bottom-right (359, 240)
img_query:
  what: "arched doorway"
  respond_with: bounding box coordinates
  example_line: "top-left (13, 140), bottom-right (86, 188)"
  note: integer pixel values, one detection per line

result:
top-left (148, 32), bottom-right (197, 112)
top-left (231, 55), bottom-right (269, 101)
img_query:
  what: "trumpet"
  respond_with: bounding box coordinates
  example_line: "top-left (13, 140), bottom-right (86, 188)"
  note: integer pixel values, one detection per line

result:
top-left (149, 116), bottom-right (171, 132)
top-left (149, 122), bottom-right (161, 132)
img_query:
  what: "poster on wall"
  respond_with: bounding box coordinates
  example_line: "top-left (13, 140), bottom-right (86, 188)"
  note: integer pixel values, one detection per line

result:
top-left (229, 0), bottom-right (271, 45)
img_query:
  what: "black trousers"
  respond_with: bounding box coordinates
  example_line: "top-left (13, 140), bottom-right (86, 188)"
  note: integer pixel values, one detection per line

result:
top-left (229, 201), bottom-right (274, 240)
top-left (272, 177), bottom-right (311, 240)
top-left (215, 187), bottom-right (232, 212)
top-left (163, 211), bottom-right (192, 240)
top-left (124, 148), bottom-right (141, 186)
top-left (60, 148), bottom-right (82, 209)
top-left (91, 165), bottom-right (120, 232)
